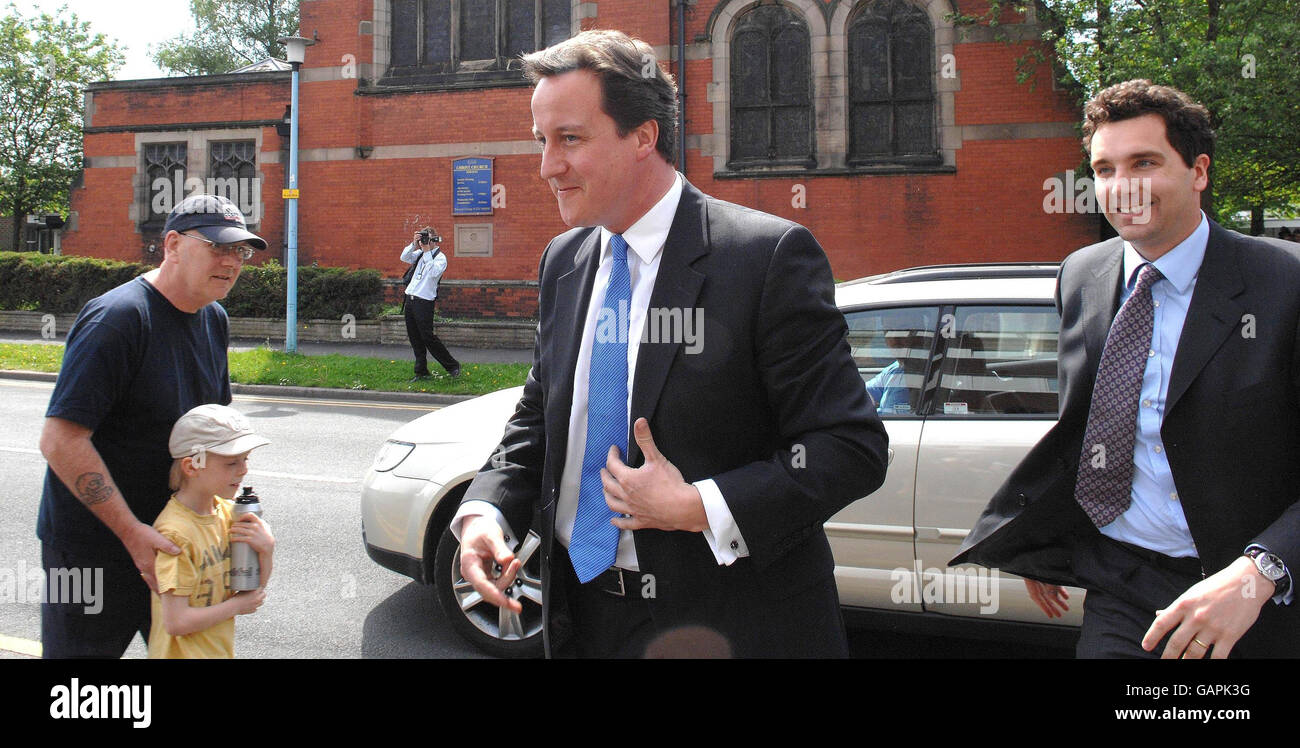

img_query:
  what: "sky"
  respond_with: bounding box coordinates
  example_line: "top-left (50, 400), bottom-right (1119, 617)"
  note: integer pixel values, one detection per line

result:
top-left (22, 0), bottom-right (197, 80)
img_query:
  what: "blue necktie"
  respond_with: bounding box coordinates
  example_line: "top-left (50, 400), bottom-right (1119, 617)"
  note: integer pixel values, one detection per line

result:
top-left (570, 234), bottom-right (631, 583)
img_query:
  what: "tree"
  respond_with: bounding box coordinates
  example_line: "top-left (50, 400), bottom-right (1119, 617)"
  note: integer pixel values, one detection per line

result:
top-left (0, 3), bottom-right (123, 251)
top-left (152, 0), bottom-right (300, 76)
top-left (955, 0), bottom-right (1300, 230)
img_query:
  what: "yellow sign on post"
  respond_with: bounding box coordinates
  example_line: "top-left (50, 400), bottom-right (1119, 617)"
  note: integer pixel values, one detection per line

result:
top-left (282, 188), bottom-right (300, 199)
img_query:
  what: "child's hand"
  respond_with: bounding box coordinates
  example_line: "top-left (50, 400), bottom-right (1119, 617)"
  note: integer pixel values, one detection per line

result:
top-left (231, 588), bottom-right (267, 615)
top-left (231, 513), bottom-right (275, 555)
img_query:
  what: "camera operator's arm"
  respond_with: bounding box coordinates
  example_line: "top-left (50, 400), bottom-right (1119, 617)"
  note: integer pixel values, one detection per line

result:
top-left (400, 233), bottom-right (422, 264)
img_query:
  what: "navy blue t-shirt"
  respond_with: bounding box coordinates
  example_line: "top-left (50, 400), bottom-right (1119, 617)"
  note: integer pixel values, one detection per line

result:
top-left (38, 276), bottom-right (231, 563)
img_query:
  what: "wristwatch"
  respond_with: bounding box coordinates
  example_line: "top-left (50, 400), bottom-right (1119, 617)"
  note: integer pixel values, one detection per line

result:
top-left (1244, 547), bottom-right (1291, 599)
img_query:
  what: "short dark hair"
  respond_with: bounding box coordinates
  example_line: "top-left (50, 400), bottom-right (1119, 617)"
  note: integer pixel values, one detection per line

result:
top-left (521, 29), bottom-right (678, 164)
top-left (1082, 79), bottom-right (1215, 168)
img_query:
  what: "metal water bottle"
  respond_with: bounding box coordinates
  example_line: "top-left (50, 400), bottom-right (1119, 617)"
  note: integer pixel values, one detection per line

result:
top-left (230, 486), bottom-right (262, 591)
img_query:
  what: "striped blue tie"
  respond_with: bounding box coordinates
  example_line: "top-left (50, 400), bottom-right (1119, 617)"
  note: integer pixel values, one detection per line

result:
top-left (570, 234), bottom-right (631, 583)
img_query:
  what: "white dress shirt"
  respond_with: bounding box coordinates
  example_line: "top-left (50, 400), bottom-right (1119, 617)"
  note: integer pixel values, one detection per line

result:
top-left (400, 243), bottom-right (447, 300)
top-left (453, 172), bottom-right (750, 569)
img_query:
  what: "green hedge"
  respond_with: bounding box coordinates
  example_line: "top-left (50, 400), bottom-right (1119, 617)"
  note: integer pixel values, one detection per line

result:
top-left (222, 260), bottom-right (383, 320)
top-left (0, 252), bottom-right (383, 319)
top-left (0, 252), bottom-right (152, 313)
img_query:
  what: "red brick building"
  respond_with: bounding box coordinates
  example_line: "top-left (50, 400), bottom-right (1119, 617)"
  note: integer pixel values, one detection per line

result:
top-left (64, 0), bottom-right (1096, 318)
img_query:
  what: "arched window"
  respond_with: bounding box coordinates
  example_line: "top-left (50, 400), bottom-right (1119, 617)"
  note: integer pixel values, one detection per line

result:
top-left (848, 0), bottom-right (938, 164)
top-left (729, 4), bottom-right (813, 167)
top-left (388, 0), bottom-right (570, 86)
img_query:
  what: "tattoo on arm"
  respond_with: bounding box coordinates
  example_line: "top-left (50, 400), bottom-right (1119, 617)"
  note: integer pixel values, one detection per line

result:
top-left (74, 472), bottom-right (116, 507)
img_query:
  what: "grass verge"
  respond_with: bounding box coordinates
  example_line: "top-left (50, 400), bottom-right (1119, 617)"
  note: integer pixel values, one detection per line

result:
top-left (0, 342), bottom-right (528, 396)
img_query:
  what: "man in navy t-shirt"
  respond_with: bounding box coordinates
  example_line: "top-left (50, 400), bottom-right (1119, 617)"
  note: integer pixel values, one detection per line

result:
top-left (37, 194), bottom-right (266, 658)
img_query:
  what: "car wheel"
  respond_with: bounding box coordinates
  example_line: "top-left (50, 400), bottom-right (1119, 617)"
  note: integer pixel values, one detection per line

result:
top-left (433, 524), bottom-right (545, 659)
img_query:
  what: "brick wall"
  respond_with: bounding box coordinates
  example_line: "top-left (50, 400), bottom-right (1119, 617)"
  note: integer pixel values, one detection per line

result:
top-left (63, 0), bottom-right (1099, 316)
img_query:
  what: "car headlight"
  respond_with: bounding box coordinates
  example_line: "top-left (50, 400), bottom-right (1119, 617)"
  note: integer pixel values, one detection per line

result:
top-left (372, 440), bottom-right (416, 472)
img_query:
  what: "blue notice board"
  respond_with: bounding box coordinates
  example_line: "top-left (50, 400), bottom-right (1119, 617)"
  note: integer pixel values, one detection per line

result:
top-left (453, 157), bottom-right (493, 215)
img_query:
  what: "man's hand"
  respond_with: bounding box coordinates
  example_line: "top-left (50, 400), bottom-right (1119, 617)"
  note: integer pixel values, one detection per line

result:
top-left (411, 232), bottom-right (423, 250)
top-left (604, 418), bottom-right (709, 533)
top-left (1024, 579), bottom-right (1070, 618)
top-left (1142, 556), bottom-right (1273, 659)
top-left (124, 522), bottom-right (180, 593)
top-left (458, 515), bottom-right (522, 614)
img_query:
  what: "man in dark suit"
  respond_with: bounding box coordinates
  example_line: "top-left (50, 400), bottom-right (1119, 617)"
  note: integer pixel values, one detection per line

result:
top-left (451, 30), bottom-right (888, 658)
top-left (953, 80), bottom-right (1299, 658)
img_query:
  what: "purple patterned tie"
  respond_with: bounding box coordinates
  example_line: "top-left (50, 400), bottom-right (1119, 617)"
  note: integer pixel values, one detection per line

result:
top-left (1075, 263), bottom-right (1163, 527)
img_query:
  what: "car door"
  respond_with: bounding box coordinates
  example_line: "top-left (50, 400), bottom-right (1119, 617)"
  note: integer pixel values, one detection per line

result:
top-left (829, 305), bottom-right (940, 612)
top-left (912, 303), bottom-right (1085, 625)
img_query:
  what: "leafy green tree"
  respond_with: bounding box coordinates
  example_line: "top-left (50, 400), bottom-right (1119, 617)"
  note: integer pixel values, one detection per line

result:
top-left (152, 0), bottom-right (300, 76)
top-left (0, 3), bottom-right (122, 251)
top-left (956, 0), bottom-right (1300, 230)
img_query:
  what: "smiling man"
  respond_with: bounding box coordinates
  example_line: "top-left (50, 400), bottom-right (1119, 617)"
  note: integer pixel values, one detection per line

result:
top-left (452, 30), bottom-right (887, 658)
top-left (37, 194), bottom-right (266, 658)
top-left (953, 80), bottom-right (1300, 658)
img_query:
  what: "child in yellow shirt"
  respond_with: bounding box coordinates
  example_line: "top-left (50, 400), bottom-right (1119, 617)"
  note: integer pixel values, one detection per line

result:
top-left (148, 404), bottom-right (275, 659)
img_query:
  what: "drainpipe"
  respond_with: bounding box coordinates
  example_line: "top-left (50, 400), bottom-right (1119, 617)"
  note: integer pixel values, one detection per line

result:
top-left (677, 0), bottom-right (687, 174)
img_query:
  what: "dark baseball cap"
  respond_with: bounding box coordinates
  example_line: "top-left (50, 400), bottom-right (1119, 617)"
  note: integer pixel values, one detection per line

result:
top-left (163, 194), bottom-right (267, 250)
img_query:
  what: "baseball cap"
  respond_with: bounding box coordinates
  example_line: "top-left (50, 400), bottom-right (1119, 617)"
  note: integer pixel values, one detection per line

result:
top-left (163, 194), bottom-right (268, 250)
top-left (169, 404), bottom-right (271, 459)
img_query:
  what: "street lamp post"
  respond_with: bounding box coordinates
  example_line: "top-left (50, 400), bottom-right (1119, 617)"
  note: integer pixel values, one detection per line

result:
top-left (278, 34), bottom-right (316, 354)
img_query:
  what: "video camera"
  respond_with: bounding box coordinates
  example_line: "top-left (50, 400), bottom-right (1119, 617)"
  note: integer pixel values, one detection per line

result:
top-left (418, 228), bottom-right (442, 245)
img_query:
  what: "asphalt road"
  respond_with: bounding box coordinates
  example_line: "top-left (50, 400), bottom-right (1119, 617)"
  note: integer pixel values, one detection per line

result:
top-left (0, 379), bottom-right (484, 659)
top-left (0, 378), bottom-right (1071, 659)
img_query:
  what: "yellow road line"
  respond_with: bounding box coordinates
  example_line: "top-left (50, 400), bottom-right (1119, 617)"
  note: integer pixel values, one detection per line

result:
top-left (0, 634), bottom-right (42, 657)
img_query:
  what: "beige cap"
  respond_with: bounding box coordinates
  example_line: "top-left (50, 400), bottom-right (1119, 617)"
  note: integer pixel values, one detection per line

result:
top-left (169, 404), bottom-right (270, 459)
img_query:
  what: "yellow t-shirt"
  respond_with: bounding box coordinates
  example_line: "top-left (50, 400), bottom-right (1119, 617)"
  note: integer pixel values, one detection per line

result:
top-left (148, 495), bottom-right (236, 659)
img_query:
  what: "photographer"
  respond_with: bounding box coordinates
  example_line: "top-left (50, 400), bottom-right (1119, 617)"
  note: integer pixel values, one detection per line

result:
top-left (400, 227), bottom-right (460, 379)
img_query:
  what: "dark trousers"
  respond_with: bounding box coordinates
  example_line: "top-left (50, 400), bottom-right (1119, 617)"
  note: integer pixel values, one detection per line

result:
top-left (554, 546), bottom-right (659, 659)
top-left (403, 295), bottom-right (459, 375)
top-left (1071, 533), bottom-right (1211, 659)
top-left (40, 541), bottom-right (150, 659)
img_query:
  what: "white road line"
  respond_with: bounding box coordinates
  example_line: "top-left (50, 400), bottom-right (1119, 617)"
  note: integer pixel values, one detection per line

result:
top-left (234, 393), bottom-right (438, 411)
top-left (248, 469), bottom-right (358, 484)
top-left (0, 446), bottom-right (42, 455)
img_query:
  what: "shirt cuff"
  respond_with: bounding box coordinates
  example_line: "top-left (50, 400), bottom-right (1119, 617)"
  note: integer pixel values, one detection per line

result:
top-left (1245, 544), bottom-right (1294, 606)
top-left (695, 479), bottom-right (749, 566)
top-left (451, 500), bottom-right (520, 548)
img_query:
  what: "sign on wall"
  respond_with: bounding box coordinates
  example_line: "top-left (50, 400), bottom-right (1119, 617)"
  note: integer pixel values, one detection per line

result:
top-left (452, 157), bottom-right (493, 216)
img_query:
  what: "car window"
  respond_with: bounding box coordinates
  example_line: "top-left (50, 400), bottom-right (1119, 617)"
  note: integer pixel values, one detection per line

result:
top-left (934, 305), bottom-right (1059, 416)
top-left (844, 306), bottom-right (938, 417)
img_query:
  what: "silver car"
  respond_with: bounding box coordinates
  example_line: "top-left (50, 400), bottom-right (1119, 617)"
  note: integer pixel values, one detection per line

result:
top-left (361, 263), bottom-right (1083, 657)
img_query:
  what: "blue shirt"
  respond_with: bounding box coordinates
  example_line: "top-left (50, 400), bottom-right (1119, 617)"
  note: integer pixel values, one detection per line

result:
top-left (1099, 214), bottom-right (1207, 558)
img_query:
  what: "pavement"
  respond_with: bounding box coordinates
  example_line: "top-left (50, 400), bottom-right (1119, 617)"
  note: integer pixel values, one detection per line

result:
top-left (0, 331), bottom-right (532, 405)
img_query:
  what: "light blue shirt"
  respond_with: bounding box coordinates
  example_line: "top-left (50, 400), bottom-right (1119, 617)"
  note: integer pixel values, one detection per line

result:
top-left (401, 243), bottom-right (447, 300)
top-left (866, 361), bottom-right (912, 414)
top-left (1099, 213), bottom-right (1207, 559)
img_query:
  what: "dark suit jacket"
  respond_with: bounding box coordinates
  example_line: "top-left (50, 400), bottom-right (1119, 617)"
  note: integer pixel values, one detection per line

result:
top-left (464, 179), bottom-right (889, 657)
top-left (952, 221), bottom-right (1300, 656)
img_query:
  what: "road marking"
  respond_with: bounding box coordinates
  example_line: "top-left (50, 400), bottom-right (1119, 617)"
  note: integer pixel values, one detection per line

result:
top-left (0, 446), bottom-right (42, 455)
top-left (0, 634), bottom-right (41, 658)
top-left (0, 380), bottom-right (53, 390)
top-left (248, 469), bottom-right (358, 484)
top-left (1, 379), bottom-right (440, 411)
top-left (234, 393), bottom-right (439, 412)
